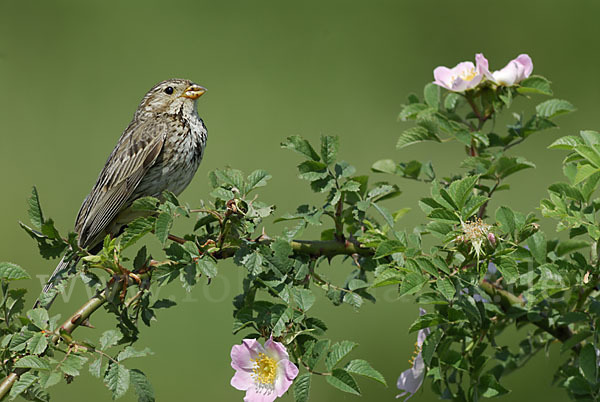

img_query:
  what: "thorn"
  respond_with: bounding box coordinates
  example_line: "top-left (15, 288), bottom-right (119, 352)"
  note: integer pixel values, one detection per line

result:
top-left (70, 314), bottom-right (82, 324)
top-left (79, 319), bottom-right (94, 328)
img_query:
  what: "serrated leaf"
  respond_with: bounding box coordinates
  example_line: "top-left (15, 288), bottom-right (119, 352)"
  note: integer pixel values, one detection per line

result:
top-left (422, 328), bottom-right (443, 366)
top-left (9, 372), bottom-right (37, 400)
top-left (345, 359), bottom-right (387, 385)
top-left (374, 240), bottom-right (405, 259)
top-left (527, 231), bottom-right (546, 265)
top-left (303, 339), bottom-right (330, 370)
top-left (246, 169), bottom-right (272, 192)
top-left (371, 159), bottom-right (396, 174)
top-left (424, 82), bottom-right (440, 109)
top-left (118, 346), bottom-right (153, 362)
top-left (100, 329), bottom-right (123, 350)
top-left (477, 374), bottom-right (510, 398)
top-left (325, 341), bottom-right (358, 371)
top-left (38, 371), bottom-right (62, 388)
top-left (518, 75), bottom-right (552, 96)
top-left (60, 354), bottom-right (88, 376)
top-left (281, 136), bottom-right (320, 161)
top-left (14, 355), bottom-right (50, 370)
top-left (536, 99), bottom-right (576, 119)
top-left (396, 126), bottom-right (440, 149)
top-left (293, 373), bottom-right (311, 402)
top-left (436, 278), bottom-right (455, 300)
top-left (197, 256), bottom-right (217, 278)
top-left (27, 332), bottom-right (48, 355)
top-left (326, 369), bottom-right (361, 395)
top-left (89, 357), bottom-right (103, 378)
top-left (154, 212), bottom-right (173, 246)
top-left (293, 288), bottom-right (316, 311)
top-left (104, 363), bottom-right (130, 400)
top-left (130, 369), bottom-right (155, 402)
top-left (130, 196), bottom-right (159, 211)
top-left (242, 251), bottom-right (263, 275)
top-left (320, 135), bottom-right (339, 165)
top-left (120, 217), bottom-right (155, 249)
top-left (0, 262), bottom-right (31, 281)
top-left (496, 206), bottom-right (516, 235)
top-left (579, 343), bottom-right (597, 384)
top-left (28, 187), bottom-right (44, 229)
top-left (548, 135), bottom-right (584, 150)
top-left (448, 175), bottom-right (478, 210)
top-left (575, 145), bottom-right (600, 168)
top-left (399, 272), bottom-right (427, 297)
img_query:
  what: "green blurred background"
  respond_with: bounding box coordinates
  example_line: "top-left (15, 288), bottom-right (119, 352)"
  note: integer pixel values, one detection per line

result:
top-left (1, 0), bottom-right (599, 400)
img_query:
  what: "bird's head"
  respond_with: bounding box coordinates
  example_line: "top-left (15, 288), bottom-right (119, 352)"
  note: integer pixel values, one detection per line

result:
top-left (136, 79), bottom-right (206, 118)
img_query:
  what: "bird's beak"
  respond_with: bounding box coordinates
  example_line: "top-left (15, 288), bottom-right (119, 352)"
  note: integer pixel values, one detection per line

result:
top-left (181, 84), bottom-right (206, 100)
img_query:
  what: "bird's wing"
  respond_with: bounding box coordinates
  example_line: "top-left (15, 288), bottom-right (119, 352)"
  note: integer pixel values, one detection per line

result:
top-left (75, 119), bottom-right (167, 247)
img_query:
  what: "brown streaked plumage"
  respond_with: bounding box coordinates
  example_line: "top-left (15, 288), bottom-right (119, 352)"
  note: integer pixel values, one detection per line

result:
top-left (36, 79), bottom-right (207, 307)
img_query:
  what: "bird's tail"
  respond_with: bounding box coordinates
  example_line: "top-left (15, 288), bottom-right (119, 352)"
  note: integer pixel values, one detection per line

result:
top-left (33, 254), bottom-right (81, 309)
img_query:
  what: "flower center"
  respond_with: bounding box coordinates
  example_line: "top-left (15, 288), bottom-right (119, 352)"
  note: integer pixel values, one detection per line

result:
top-left (452, 67), bottom-right (477, 84)
top-left (408, 341), bottom-right (421, 366)
top-left (252, 353), bottom-right (277, 385)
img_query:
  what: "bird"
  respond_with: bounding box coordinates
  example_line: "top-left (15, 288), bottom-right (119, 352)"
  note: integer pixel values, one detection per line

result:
top-left (35, 79), bottom-right (208, 308)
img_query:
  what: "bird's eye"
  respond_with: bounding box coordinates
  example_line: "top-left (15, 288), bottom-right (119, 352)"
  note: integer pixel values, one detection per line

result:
top-left (164, 86), bottom-right (174, 95)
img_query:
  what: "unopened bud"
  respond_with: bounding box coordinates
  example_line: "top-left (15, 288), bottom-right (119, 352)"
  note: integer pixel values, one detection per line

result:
top-left (487, 232), bottom-right (496, 247)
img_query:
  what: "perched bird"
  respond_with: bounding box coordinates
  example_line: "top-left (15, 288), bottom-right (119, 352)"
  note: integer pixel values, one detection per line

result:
top-left (35, 79), bottom-right (207, 308)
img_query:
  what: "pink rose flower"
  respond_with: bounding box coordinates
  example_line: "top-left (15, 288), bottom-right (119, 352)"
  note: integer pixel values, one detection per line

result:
top-left (231, 337), bottom-right (299, 402)
top-left (478, 53), bottom-right (533, 86)
top-left (433, 55), bottom-right (487, 92)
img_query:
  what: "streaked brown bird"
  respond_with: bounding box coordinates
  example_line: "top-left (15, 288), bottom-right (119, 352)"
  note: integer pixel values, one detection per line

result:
top-left (35, 79), bottom-right (207, 307)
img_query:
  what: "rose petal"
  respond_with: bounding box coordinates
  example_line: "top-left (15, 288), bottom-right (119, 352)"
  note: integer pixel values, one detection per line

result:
top-left (264, 337), bottom-right (289, 361)
top-left (433, 66), bottom-right (453, 90)
top-left (274, 360), bottom-right (298, 397)
top-left (244, 386), bottom-right (277, 402)
top-left (232, 339), bottom-right (264, 370)
top-left (396, 354), bottom-right (425, 396)
top-left (231, 369), bottom-right (254, 391)
top-left (515, 54), bottom-right (533, 78)
top-left (492, 62), bottom-right (520, 86)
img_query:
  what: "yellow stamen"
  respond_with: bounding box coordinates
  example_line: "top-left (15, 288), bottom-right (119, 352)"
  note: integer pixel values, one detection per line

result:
top-left (252, 353), bottom-right (277, 385)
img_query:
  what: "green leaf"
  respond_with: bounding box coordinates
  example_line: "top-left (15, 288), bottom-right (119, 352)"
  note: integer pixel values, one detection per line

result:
top-left (0, 262), bottom-right (31, 281)
top-left (293, 373), bottom-right (311, 402)
top-left (197, 256), bottom-right (218, 278)
top-left (399, 103), bottom-right (430, 121)
top-left (303, 339), bottom-right (330, 370)
top-left (423, 83), bottom-right (440, 109)
top-left (242, 251), bottom-right (263, 275)
top-left (246, 169), bottom-right (272, 192)
top-left (38, 371), bottom-right (62, 388)
top-left (60, 354), bottom-right (88, 376)
top-left (293, 288), bottom-right (316, 311)
top-left (548, 135), bottom-right (584, 150)
top-left (326, 369), bottom-right (361, 395)
top-left (345, 359), bottom-right (387, 385)
top-left (477, 374), bottom-right (510, 398)
top-left (89, 358), bottom-right (103, 378)
top-left (448, 175), bottom-right (478, 210)
top-left (130, 196), bottom-right (159, 211)
top-left (527, 231), bottom-right (546, 265)
top-left (130, 369), bottom-right (155, 402)
top-left (120, 217), bottom-right (155, 249)
top-left (100, 329), bottom-right (123, 350)
top-left (574, 164), bottom-right (600, 185)
top-left (427, 209), bottom-right (460, 223)
top-left (536, 99), bottom-right (576, 119)
top-left (396, 126), bottom-right (441, 149)
top-left (399, 272), bottom-right (427, 297)
top-left (518, 75), bottom-right (552, 96)
top-left (14, 355), bottom-right (50, 370)
top-left (409, 313), bottom-right (444, 333)
top-left (9, 372), bottom-right (37, 400)
top-left (436, 278), bottom-right (455, 300)
top-left (495, 257), bottom-right (519, 284)
top-left (104, 363), bottom-right (130, 400)
top-left (371, 159), bottom-right (397, 174)
top-left (320, 135), bottom-right (339, 165)
top-left (118, 346), bottom-right (153, 362)
top-left (556, 240), bottom-right (589, 257)
top-left (281, 135), bottom-right (320, 161)
top-left (325, 341), bottom-right (358, 371)
top-left (575, 145), bottom-right (600, 168)
top-left (154, 212), bottom-right (173, 246)
top-left (27, 332), bottom-right (48, 355)
top-left (579, 343), bottom-right (598, 384)
top-left (374, 240), bottom-right (405, 259)
top-left (28, 186), bottom-right (44, 229)
top-left (496, 206), bottom-right (516, 235)
top-left (422, 328), bottom-right (443, 366)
